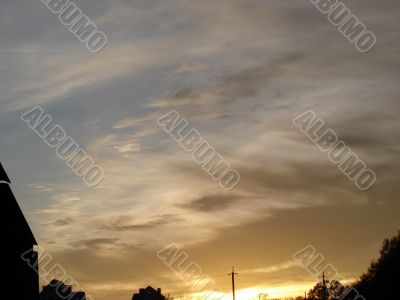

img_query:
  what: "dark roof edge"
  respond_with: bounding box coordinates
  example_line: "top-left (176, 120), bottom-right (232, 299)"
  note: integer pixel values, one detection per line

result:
top-left (0, 162), bottom-right (11, 183)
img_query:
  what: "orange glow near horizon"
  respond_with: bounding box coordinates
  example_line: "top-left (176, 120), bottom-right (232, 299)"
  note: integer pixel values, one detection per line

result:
top-left (191, 283), bottom-right (315, 300)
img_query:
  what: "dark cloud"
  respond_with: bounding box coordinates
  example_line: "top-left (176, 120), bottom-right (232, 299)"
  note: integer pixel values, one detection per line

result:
top-left (102, 214), bottom-right (183, 231)
top-left (181, 194), bottom-right (242, 212)
top-left (72, 238), bottom-right (120, 249)
top-left (45, 217), bottom-right (75, 227)
top-left (157, 53), bottom-right (306, 109)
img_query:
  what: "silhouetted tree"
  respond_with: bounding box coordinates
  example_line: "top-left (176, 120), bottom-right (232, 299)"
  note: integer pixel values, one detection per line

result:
top-left (257, 292), bottom-right (268, 300)
top-left (350, 230), bottom-right (400, 300)
top-left (307, 280), bottom-right (346, 300)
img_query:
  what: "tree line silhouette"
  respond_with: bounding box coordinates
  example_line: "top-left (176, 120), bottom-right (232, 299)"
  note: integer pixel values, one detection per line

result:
top-left (305, 230), bottom-right (400, 300)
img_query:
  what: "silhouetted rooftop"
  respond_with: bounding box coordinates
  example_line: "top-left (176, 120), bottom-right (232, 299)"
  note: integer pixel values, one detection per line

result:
top-left (132, 286), bottom-right (166, 300)
top-left (1, 162), bottom-right (37, 245)
top-left (0, 162), bottom-right (11, 183)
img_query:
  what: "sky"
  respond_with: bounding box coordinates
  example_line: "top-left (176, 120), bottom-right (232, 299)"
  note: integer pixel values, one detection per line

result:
top-left (1, 0), bottom-right (400, 299)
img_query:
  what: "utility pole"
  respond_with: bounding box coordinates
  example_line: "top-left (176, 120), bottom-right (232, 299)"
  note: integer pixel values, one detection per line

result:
top-left (228, 267), bottom-right (238, 300)
top-left (322, 271), bottom-right (328, 300)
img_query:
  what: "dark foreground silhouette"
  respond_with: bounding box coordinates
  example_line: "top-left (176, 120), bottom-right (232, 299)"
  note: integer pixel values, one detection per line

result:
top-left (132, 286), bottom-right (166, 300)
top-left (40, 280), bottom-right (86, 300)
top-left (2, 162), bottom-right (39, 300)
top-left (3, 161), bottom-right (399, 300)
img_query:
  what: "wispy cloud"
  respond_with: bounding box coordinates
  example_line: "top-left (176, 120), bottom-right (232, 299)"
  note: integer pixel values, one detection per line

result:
top-left (2, 0), bottom-right (400, 299)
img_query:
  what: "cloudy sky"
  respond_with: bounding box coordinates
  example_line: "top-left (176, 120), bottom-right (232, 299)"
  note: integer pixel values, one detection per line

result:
top-left (2, 0), bottom-right (400, 299)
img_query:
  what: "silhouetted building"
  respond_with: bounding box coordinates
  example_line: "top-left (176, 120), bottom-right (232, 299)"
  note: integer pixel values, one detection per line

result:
top-left (40, 280), bottom-right (86, 300)
top-left (132, 286), bottom-right (166, 300)
top-left (2, 162), bottom-right (39, 300)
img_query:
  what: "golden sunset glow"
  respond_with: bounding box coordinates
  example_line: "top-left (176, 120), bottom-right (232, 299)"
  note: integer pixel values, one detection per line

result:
top-left (3, 0), bottom-right (400, 300)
